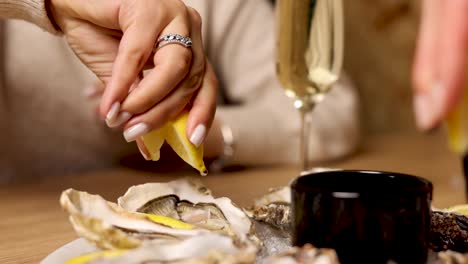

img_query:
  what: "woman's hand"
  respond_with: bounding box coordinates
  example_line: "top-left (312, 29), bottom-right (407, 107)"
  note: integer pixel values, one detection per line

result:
top-left (412, 0), bottom-right (468, 131)
top-left (49, 0), bottom-right (216, 146)
top-left (85, 60), bottom-right (220, 160)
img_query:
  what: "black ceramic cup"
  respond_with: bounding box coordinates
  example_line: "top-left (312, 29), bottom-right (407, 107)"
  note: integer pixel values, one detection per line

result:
top-left (291, 170), bottom-right (433, 264)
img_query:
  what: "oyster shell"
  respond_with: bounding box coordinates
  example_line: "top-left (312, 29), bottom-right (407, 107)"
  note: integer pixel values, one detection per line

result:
top-left (437, 250), bottom-right (468, 264)
top-left (264, 244), bottom-right (340, 264)
top-left (67, 234), bottom-right (256, 264)
top-left (247, 187), bottom-right (291, 231)
top-left (60, 189), bottom-right (208, 249)
top-left (254, 221), bottom-right (292, 262)
top-left (253, 186), bottom-right (291, 207)
top-left (117, 179), bottom-right (256, 244)
top-left (431, 211), bottom-right (468, 252)
top-left (247, 167), bottom-right (338, 231)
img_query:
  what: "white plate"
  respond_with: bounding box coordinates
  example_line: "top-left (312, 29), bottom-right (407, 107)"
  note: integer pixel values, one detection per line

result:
top-left (41, 239), bottom-right (97, 264)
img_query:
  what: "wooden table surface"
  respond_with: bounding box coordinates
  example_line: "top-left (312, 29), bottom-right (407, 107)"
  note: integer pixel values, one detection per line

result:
top-left (0, 131), bottom-right (465, 263)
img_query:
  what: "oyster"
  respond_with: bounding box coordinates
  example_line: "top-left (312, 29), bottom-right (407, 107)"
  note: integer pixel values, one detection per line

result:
top-left (60, 188), bottom-right (209, 249)
top-left (247, 187), bottom-right (291, 231)
top-left (264, 244), bottom-right (340, 264)
top-left (66, 234), bottom-right (256, 264)
top-left (117, 179), bottom-right (256, 245)
top-left (248, 168), bottom-right (338, 231)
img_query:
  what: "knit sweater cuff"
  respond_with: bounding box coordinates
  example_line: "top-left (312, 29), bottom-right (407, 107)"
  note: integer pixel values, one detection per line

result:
top-left (0, 0), bottom-right (60, 34)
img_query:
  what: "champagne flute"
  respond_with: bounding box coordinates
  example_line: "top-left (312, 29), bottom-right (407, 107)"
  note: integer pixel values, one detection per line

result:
top-left (276, 0), bottom-right (344, 171)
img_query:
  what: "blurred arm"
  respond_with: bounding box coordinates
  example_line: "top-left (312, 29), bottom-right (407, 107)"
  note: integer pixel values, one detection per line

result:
top-left (206, 0), bottom-right (360, 165)
top-left (0, 0), bottom-right (58, 33)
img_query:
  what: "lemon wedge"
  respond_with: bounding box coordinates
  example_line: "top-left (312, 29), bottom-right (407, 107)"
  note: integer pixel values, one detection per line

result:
top-left (141, 111), bottom-right (208, 176)
top-left (145, 213), bottom-right (195, 230)
top-left (141, 124), bottom-right (167, 161)
top-left (442, 204), bottom-right (468, 215)
top-left (446, 88), bottom-right (468, 155)
top-left (66, 250), bottom-right (127, 264)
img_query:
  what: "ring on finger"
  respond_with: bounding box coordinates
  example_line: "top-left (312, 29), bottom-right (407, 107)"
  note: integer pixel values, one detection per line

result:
top-left (155, 34), bottom-right (192, 50)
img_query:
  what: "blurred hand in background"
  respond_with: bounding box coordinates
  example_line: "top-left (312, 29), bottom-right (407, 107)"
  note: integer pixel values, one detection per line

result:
top-left (412, 0), bottom-right (468, 131)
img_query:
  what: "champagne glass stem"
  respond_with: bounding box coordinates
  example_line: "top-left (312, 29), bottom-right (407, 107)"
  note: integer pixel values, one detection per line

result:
top-left (299, 103), bottom-right (315, 172)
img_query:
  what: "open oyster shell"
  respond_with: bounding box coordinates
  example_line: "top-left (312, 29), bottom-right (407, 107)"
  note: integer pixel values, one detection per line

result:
top-left (60, 188), bottom-right (209, 249)
top-left (246, 186), bottom-right (291, 231)
top-left (247, 168), bottom-right (336, 231)
top-left (67, 234), bottom-right (256, 264)
top-left (117, 179), bottom-right (257, 245)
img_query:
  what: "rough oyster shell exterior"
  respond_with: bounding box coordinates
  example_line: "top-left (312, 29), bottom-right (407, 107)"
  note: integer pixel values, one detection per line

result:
top-left (431, 211), bottom-right (468, 252)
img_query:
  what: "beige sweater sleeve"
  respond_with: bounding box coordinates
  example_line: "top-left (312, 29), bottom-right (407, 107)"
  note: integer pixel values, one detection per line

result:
top-left (0, 0), bottom-right (58, 33)
top-left (207, 0), bottom-right (360, 165)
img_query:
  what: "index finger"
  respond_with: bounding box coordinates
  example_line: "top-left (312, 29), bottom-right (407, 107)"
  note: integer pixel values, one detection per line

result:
top-left (412, 0), bottom-right (443, 94)
top-left (99, 24), bottom-right (161, 119)
top-left (439, 0), bottom-right (468, 114)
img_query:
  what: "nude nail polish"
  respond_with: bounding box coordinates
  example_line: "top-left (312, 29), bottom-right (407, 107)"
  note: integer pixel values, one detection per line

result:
top-left (190, 124), bottom-right (206, 147)
top-left (124, 123), bottom-right (150, 142)
top-left (105, 102), bottom-right (120, 126)
top-left (107, 112), bottom-right (132, 128)
top-left (414, 82), bottom-right (444, 131)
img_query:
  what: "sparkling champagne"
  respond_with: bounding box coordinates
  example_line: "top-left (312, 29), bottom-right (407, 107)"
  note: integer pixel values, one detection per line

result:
top-left (275, 0), bottom-right (344, 170)
top-left (276, 0), bottom-right (343, 110)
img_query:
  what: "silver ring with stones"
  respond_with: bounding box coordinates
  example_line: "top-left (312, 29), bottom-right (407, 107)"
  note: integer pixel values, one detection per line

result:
top-left (156, 34), bottom-right (192, 49)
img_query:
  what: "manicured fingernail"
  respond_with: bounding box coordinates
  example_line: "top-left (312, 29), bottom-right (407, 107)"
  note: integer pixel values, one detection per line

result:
top-left (105, 102), bottom-right (120, 125)
top-left (124, 123), bottom-right (150, 142)
top-left (107, 112), bottom-right (132, 128)
top-left (414, 82), bottom-right (444, 131)
top-left (83, 86), bottom-right (98, 98)
top-left (189, 124), bottom-right (206, 147)
top-left (137, 143), bottom-right (150, 160)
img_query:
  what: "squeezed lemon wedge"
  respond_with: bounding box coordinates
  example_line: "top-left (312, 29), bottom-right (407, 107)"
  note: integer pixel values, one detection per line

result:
top-left (65, 250), bottom-right (127, 264)
top-left (446, 89), bottom-right (468, 155)
top-left (141, 126), bottom-right (166, 162)
top-left (141, 111), bottom-right (208, 176)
